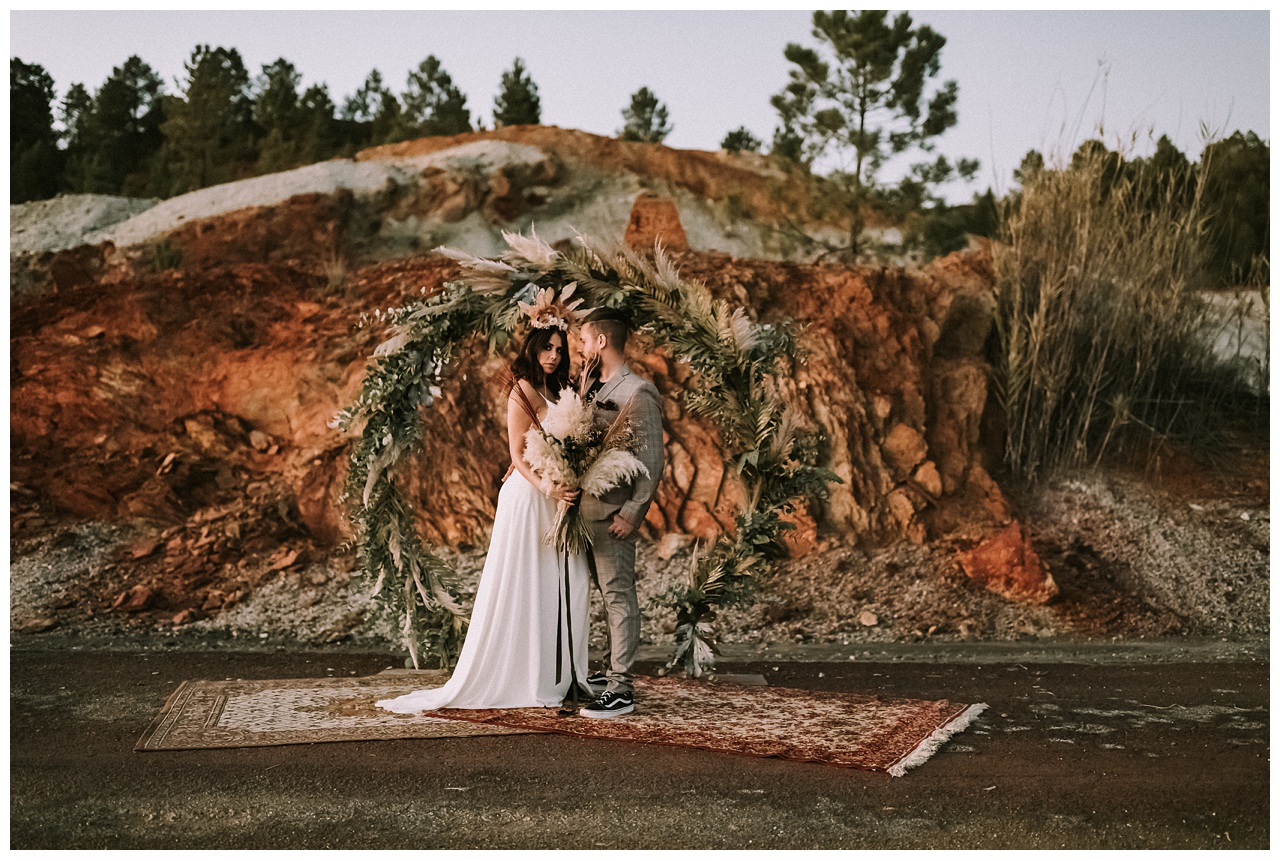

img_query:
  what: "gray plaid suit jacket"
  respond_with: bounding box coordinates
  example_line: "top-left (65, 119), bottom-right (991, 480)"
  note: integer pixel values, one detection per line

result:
top-left (579, 364), bottom-right (665, 528)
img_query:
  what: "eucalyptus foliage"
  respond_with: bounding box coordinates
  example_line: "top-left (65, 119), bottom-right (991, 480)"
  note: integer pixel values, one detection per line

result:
top-left (332, 229), bottom-right (839, 675)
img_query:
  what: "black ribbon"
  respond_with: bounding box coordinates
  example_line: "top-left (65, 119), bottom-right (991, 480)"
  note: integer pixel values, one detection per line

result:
top-left (556, 544), bottom-right (583, 714)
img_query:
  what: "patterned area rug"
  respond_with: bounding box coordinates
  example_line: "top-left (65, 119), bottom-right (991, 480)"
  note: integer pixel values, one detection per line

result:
top-left (138, 673), bottom-right (985, 776)
top-left (135, 675), bottom-right (539, 751)
top-left (428, 676), bottom-right (986, 777)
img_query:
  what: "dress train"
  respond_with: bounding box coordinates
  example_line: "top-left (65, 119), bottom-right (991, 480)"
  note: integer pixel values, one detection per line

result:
top-left (376, 470), bottom-right (591, 712)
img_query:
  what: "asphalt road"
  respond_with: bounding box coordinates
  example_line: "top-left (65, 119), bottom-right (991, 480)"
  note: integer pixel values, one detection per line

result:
top-left (9, 641), bottom-right (1269, 849)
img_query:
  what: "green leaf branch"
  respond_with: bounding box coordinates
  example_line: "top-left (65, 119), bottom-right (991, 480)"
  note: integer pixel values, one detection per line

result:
top-left (333, 229), bottom-right (840, 673)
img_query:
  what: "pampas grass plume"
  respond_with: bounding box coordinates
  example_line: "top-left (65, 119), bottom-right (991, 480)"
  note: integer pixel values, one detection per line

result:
top-left (540, 388), bottom-right (595, 441)
top-left (581, 449), bottom-right (649, 497)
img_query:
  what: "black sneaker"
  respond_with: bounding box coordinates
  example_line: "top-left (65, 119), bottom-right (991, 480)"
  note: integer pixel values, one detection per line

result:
top-left (580, 690), bottom-right (634, 718)
top-left (585, 672), bottom-right (608, 688)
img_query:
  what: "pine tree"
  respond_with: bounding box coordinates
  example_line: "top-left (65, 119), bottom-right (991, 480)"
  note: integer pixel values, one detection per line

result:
top-left (618, 86), bottom-right (672, 144)
top-left (84, 56), bottom-right (165, 195)
top-left (342, 68), bottom-right (389, 124)
top-left (1200, 131), bottom-right (1269, 284)
top-left (772, 10), bottom-right (978, 256)
top-left (492, 57), bottom-right (541, 126)
top-left (1070, 139), bottom-right (1125, 200)
top-left (11, 57), bottom-right (63, 202)
top-left (338, 69), bottom-right (394, 149)
top-left (59, 83), bottom-right (94, 192)
top-left (721, 126), bottom-right (761, 153)
top-left (1129, 135), bottom-right (1195, 212)
top-left (401, 55), bottom-right (472, 138)
top-left (160, 44), bottom-right (254, 193)
top-left (253, 58), bottom-right (303, 172)
top-left (369, 90), bottom-right (404, 146)
top-left (770, 124), bottom-right (804, 164)
top-left (297, 83), bottom-right (338, 164)
top-left (1013, 149), bottom-right (1044, 186)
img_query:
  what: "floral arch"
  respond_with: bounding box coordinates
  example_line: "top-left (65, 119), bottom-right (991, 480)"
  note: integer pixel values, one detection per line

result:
top-left (331, 229), bottom-right (838, 676)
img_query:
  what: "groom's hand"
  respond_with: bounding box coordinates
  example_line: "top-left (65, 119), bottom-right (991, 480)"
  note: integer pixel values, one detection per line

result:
top-left (608, 514), bottom-right (636, 539)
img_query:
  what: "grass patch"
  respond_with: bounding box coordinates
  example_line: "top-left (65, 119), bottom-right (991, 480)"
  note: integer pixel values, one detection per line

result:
top-left (150, 238), bottom-right (183, 272)
top-left (992, 145), bottom-right (1267, 482)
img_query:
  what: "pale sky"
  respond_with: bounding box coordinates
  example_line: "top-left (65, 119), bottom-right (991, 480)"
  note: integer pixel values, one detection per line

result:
top-left (9, 9), bottom-right (1270, 203)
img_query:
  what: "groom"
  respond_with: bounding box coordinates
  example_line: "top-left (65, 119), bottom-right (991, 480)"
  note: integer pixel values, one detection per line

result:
top-left (576, 307), bottom-right (665, 718)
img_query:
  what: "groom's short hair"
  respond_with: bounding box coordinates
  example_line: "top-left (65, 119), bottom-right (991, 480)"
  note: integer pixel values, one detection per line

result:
top-left (583, 307), bottom-right (630, 350)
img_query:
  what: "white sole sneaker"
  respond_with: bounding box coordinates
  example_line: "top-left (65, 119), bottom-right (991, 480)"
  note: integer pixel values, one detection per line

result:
top-left (579, 702), bottom-right (635, 718)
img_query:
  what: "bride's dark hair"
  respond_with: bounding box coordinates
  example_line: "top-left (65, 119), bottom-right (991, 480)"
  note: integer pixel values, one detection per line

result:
top-left (508, 326), bottom-right (570, 396)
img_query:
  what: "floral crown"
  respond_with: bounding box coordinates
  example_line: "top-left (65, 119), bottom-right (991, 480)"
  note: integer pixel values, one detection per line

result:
top-left (518, 282), bottom-right (584, 331)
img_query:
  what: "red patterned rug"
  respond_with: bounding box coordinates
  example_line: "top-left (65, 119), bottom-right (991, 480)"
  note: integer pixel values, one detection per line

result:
top-left (426, 675), bottom-right (986, 777)
top-left (135, 675), bottom-right (537, 751)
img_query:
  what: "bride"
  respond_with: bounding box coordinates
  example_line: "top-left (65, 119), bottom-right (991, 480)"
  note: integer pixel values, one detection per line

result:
top-left (376, 323), bottom-right (593, 713)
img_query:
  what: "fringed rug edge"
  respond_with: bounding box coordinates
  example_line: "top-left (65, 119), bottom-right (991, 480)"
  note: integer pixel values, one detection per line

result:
top-left (887, 702), bottom-right (988, 777)
top-left (430, 698), bottom-right (992, 777)
top-left (135, 679), bottom-right (197, 752)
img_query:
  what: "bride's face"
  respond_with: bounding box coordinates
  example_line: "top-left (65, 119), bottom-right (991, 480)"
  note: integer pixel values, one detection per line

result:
top-left (538, 331), bottom-right (565, 377)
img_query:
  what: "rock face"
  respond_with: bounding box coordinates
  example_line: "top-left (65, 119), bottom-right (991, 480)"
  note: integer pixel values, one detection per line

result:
top-left (669, 244), bottom-right (1010, 547)
top-left (12, 242), bottom-right (1010, 585)
top-left (11, 127), bottom-right (852, 299)
top-left (10, 128), bottom-right (1022, 626)
top-left (625, 192), bottom-right (690, 252)
top-left (9, 193), bottom-right (158, 256)
top-left (956, 520), bottom-right (1059, 605)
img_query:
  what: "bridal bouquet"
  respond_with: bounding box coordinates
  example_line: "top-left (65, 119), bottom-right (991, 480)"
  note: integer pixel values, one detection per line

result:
top-left (523, 388), bottom-right (649, 555)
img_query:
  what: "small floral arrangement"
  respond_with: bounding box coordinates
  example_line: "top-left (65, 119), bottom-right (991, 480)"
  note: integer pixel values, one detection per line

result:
top-left (518, 282), bottom-right (584, 331)
top-left (523, 388), bottom-right (649, 555)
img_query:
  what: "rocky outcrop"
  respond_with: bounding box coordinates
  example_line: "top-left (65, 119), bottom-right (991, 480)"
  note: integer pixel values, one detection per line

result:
top-left (9, 193), bottom-right (158, 256)
top-left (12, 240), bottom-right (1010, 576)
top-left (625, 192), bottom-right (690, 252)
top-left (9, 131), bottom-right (1019, 626)
top-left (11, 127), bottom-right (854, 298)
top-left (9, 131), bottom-right (1269, 646)
top-left (668, 242), bottom-right (1009, 547)
top-left (956, 520), bottom-right (1059, 605)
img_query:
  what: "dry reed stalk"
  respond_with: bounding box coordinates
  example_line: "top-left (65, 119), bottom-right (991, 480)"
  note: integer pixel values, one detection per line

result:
top-left (992, 145), bottom-right (1262, 481)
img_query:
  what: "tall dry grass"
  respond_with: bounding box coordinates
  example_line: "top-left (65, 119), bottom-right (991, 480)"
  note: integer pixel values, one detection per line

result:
top-left (992, 146), bottom-right (1266, 482)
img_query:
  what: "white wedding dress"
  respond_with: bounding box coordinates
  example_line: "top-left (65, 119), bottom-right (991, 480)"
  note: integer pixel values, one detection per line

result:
top-left (375, 465), bottom-right (592, 713)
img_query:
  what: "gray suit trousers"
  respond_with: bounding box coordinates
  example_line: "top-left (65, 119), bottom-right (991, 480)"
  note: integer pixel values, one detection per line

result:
top-left (585, 522), bottom-right (641, 695)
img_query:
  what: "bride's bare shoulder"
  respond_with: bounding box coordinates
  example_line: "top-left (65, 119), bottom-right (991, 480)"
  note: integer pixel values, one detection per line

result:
top-left (508, 377), bottom-right (544, 407)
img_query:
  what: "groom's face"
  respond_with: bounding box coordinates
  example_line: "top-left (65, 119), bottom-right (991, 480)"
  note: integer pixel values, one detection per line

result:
top-left (580, 323), bottom-right (605, 362)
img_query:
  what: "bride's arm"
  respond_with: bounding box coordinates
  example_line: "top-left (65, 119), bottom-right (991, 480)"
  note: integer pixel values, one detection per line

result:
top-left (506, 382), bottom-right (578, 502)
top-left (506, 385), bottom-right (542, 490)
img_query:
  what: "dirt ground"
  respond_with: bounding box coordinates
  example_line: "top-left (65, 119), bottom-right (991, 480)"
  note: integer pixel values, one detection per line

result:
top-left (10, 463), bottom-right (1268, 664)
top-left (9, 642), bottom-right (1268, 850)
